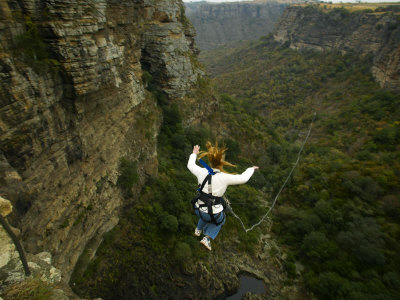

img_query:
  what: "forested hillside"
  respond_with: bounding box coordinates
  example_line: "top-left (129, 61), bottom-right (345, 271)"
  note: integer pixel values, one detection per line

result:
top-left (200, 35), bottom-right (400, 299)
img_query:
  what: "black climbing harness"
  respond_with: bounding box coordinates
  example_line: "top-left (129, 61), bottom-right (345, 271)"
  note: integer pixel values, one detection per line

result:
top-left (191, 160), bottom-right (226, 226)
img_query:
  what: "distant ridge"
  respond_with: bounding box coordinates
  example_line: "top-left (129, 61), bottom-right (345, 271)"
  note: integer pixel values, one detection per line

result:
top-left (274, 4), bottom-right (400, 90)
top-left (185, 0), bottom-right (307, 50)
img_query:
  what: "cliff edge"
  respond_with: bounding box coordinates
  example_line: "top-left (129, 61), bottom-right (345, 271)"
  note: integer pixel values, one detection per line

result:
top-left (0, 0), bottom-right (203, 282)
top-left (274, 4), bottom-right (400, 90)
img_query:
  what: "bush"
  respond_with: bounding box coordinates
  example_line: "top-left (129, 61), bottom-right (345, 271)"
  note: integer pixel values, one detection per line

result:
top-left (248, 170), bottom-right (268, 190)
top-left (382, 195), bottom-right (400, 219)
top-left (220, 93), bottom-right (235, 104)
top-left (238, 229), bottom-right (260, 254)
top-left (153, 89), bottom-right (168, 106)
top-left (337, 216), bottom-right (386, 267)
top-left (184, 127), bottom-right (213, 147)
top-left (315, 272), bottom-right (348, 299)
top-left (373, 127), bottom-right (398, 149)
top-left (227, 184), bottom-right (260, 223)
top-left (383, 272), bottom-right (400, 292)
top-left (360, 90), bottom-right (398, 121)
top-left (178, 214), bottom-right (194, 231)
top-left (159, 214), bottom-right (179, 232)
top-left (283, 260), bottom-right (296, 278)
top-left (117, 158), bottom-right (139, 197)
top-left (267, 143), bottom-right (283, 164)
top-left (283, 252), bottom-right (297, 278)
top-left (142, 71), bottom-right (153, 87)
top-left (357, 245), bottom-right (386, 266)
top-left (223, 138), bottom-right (240, 161)
top-left (356, 149), bottom-right (374, 161)
top-left (314, 200), bottom-right (336, 224)
top-left (2, 277), bottom-right (53, 300)
top-left (13, 16), bottom-right (60, 72)
top-left (174, 242), bottom-right (192, 263)
top-left (302, 231), bottom-right (337, 262)
top-left (162, 103), bottom-right (182, 130)
top-left (343, 174), bottom-right (382, 203)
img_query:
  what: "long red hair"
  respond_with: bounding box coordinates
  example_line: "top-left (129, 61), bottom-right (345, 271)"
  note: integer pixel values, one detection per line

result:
top-left (198, 141), bottom-right (236, 173)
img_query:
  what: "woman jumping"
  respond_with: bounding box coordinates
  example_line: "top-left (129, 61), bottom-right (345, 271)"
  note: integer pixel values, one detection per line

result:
top-left (187, 141), bottom-right (259, 250)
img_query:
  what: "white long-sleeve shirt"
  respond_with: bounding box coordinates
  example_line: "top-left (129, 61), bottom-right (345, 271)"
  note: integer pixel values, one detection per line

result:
top-left (187, 153), bottom-right (255, 213)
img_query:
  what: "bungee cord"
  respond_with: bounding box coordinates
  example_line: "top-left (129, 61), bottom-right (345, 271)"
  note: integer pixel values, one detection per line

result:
top-left (226, 112), bottom-right (317, 233)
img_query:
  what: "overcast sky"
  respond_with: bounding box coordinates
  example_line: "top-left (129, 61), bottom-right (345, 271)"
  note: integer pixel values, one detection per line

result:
top-left (183, 0), bottom-right (400, 3)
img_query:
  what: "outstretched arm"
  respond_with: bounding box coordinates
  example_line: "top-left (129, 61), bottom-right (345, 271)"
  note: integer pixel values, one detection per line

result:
top-left (224, 166), bottom-right (259, 185)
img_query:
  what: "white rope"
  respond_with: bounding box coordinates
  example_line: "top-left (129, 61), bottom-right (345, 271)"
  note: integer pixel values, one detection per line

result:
top-left (227, 112), bottom-right (317, 233)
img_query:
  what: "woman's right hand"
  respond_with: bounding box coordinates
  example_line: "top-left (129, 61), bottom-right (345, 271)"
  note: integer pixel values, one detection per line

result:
top-left (252, 166), bottom-right (259, 170)
top-left (193, 145), bottom-right (200, 155)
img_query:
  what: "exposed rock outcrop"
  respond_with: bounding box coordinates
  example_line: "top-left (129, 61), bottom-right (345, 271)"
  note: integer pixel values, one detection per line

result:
top-left (0, 198), bottom-right (73, 299)
top-left (273, 5), bottom-right (400, 90)
top-left (168, 234), bottom-right (290, 299)
top-left (0, 198), bottom-right (17, 275)
top-left (0, 197), bottom-right (12, 217)
top-left (141, 0), bottom-right (202, 98)
top-left (0, 0), bottom-right (202, 282)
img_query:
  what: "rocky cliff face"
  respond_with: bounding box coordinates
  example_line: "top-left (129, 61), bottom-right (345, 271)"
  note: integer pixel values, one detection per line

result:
top-left (0, 197), bottom-right (71, 299)
top-left (185, 0), bottom-right (294, 50)
top-left (0, 0), bottom-right (203, 282)
top-left (274, 5), bottom-right (400, 90)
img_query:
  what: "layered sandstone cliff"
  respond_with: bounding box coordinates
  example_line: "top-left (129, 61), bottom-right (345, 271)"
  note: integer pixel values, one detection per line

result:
top-left (0, 0), bottom-right (203, 282)
top-left (274, 5), bottom-right (400, 90)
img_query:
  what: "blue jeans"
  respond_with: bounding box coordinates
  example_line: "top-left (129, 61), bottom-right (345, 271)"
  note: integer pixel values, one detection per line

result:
top-left (195, 209), bottom-right (226, 240)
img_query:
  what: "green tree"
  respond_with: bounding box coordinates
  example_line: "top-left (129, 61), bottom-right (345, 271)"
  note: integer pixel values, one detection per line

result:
top-left (315, 272), bottom-right (348, 299)
top-left (117, 158), bottom-right (138, 197)
top-left (301, 231), bottom-right (338, 265)
top-left (174, 242), bottom-right (192, 264)
top-left (159, 214), bottom-right (179, 232)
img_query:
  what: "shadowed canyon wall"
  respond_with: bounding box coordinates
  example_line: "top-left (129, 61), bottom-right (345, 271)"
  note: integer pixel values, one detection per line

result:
top-left (0, 0), bottom-right (203, 281)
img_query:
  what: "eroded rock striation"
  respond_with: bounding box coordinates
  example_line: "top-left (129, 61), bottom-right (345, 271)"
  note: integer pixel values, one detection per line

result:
top-left (0, 0), bottom-right (202, 281)
top-left (274, 5), bottom-right (400, 90)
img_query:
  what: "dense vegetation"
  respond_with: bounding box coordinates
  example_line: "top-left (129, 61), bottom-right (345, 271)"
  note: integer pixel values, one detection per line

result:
top-left (71, 70), bottom-right (271, 298)
top-left (73, 31), bottom-right (399, 300)
top-left (201, 36), bottom-right (400, 299)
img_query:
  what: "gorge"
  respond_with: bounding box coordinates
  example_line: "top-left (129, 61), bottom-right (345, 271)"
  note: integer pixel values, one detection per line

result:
top-left (1, 1), bottom-right (400, 299)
